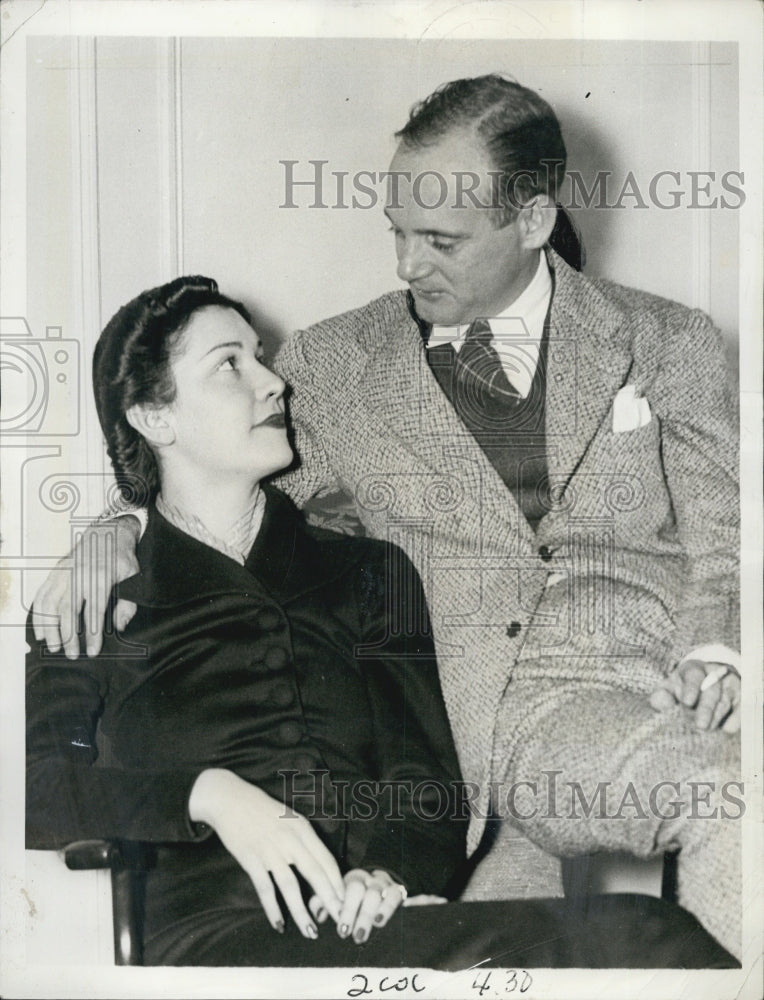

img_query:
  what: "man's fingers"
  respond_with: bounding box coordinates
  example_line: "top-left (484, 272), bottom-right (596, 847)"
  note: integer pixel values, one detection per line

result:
top-left (113, 599), bottom-right (138, 633)
top-left (649, 687), bottom-right (678, 712)
top-left (31, 567), bottom-right (72, 651)
top-left (82, 531), bottom-right (116, 656)
top-left (60, 592), bottom-right (81, 660)
top-left (721, 703), bottom-right (741, 733)
top-left (32, 606), bottom-right (63, 653)
top-left (693, 684), bottom-right (721, 729)
top-left (678, 661), bottom-right (706, 707)
top-left (710, 674), bottom-right (740, 730)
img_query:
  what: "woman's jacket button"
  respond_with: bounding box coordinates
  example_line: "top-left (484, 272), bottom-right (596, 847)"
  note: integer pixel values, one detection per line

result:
top-left (264, 646), bottom-right (289, 671)
top-left (277, 721), bottom-right (304, 746)
top-left (269, 681), bottom-right (295, 707)
top-left (256, 607), bottom-right (282, 632)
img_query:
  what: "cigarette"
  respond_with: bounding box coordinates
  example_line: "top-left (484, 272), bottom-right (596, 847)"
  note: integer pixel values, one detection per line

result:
top-left (699, 665), bottom-right (731, 692)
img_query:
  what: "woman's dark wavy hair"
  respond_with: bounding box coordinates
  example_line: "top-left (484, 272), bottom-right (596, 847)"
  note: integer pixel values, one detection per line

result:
top-left (395, 74), bottom-right (584, 270)
top-left (93, 275), bottom-right (251, 504)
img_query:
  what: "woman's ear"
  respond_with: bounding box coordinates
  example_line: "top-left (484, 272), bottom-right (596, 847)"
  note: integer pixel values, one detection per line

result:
top-left (126, 403), bottom-right (175, 448)
top-left (517, 194), bottom-right (558, 250)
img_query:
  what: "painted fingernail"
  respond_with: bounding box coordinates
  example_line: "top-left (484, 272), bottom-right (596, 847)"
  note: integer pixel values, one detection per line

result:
top-left (374, 913), bottom-right (384, 924)
top-left (338, 923), bottom-right (350, 938)
top-left (354, 927), bottom-right (367, 943)
top-left (305, 923), bottom-right (318, 939)
top-left (275, 920), bottom-right (284, 934)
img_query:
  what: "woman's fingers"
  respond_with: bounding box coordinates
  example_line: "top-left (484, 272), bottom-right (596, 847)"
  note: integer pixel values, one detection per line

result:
top-left (372, 884), bottom-right (406, 928)
top-left (308, 894), bottom-right (330, 923)
top-left (351, 882), bottom-right (384, 943)
top-left (296, 822), bottom-right (346, 902)
top-left (245, 863), bottom-right (285, 934)
top-left (269, 863), bottom-right (318, 939)
top-left (337, 871), bottom-right (367, 939)
top-left (289, 839), bottom-right (343, 924)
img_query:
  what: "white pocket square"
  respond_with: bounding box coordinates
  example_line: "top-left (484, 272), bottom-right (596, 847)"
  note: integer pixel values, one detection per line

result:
top-left (612, 384), bottom-right (652, 433)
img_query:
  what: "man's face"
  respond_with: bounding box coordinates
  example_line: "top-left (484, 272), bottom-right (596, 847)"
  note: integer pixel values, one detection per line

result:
top-left (385, 130), bottom-right (541, 327)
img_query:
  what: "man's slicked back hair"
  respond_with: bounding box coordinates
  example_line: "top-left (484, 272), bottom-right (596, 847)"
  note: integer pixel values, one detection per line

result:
top-left (395, 74), bottom-right (567, 226)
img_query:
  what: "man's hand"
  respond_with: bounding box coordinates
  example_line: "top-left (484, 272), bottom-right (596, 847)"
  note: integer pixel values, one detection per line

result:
top-left (189, 769), bottom-right (345, 938)
top-left (650, 659), bottom-right (740, 732)
top-left (31, 516), bottom-right (140, 658)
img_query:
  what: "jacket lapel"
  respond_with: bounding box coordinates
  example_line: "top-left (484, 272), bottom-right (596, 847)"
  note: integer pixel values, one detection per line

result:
top-left (544, 251), bottom-right (635, 497)
top-left (358, 301), bottom-right (532, 539)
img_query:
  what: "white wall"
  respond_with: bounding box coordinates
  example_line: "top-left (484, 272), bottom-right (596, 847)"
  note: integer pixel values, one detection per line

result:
top-left (15, 32), bottom-right (744, 969)
top-left (24, 36), bottom-right (740, 530)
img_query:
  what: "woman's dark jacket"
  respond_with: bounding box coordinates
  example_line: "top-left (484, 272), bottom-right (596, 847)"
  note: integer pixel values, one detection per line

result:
top-left (26, 486), bottom-right (467, 925)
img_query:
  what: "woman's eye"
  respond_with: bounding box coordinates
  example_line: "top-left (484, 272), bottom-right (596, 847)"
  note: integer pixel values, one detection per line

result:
top-left (219, 356), bottom-right (238, 371)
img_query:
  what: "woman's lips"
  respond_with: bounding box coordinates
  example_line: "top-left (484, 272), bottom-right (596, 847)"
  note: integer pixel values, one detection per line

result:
top-left (257, 413), bottom-right (286, 428)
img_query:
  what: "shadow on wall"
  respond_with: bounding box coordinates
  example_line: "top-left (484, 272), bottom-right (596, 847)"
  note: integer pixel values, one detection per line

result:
top-left (240, 297), bottom-right (288, 361)
top-left (557, 104), bottom-right (618, 283)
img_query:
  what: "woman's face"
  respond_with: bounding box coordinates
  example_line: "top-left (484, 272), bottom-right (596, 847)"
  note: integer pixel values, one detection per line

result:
top-left (158, 305), bottom-right (293, 485)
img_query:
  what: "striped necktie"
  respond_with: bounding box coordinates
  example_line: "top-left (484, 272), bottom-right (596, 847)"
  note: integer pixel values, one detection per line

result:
top-left (454, 319), bottom-right (520, 403)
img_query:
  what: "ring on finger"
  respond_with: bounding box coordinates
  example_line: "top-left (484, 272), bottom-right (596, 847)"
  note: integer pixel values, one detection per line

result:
top-left (380, 883), bottom-right (407, 903)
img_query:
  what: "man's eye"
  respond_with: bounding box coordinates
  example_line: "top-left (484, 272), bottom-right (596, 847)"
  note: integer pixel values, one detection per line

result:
top-left (430, 237), bottom-right (456, 254)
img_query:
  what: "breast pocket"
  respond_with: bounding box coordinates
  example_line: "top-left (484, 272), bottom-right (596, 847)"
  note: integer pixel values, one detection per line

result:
top-left (561, 416), bottom-right (668, 525)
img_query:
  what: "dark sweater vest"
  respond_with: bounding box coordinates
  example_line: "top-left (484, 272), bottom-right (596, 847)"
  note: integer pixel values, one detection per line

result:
top-left (411, 294), bottom-right (551, 532)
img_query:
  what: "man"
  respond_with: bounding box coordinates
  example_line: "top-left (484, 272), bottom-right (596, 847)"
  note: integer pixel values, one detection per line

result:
top-left (33, 75), bottom-right (741, 957)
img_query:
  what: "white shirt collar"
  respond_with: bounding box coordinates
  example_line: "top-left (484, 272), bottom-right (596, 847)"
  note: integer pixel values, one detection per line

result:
top-left (426, 252), bottom-right (552, 398)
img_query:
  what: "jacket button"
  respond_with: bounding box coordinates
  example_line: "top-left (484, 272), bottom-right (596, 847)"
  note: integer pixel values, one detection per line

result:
top-left (506, 622), bottom-right (521, 638)
top-left (294, 752), bottom-right (319, 773)
top-left (264, 646), bottom-right (288, 671)
top-left (539, 545), bottom-right (553, 562)
top-left (277, 721), bottom-right (303, 746)
top-left (269, 682), bottom-right (294, 707)
top-left (257, 608), bottom-right (282, 631)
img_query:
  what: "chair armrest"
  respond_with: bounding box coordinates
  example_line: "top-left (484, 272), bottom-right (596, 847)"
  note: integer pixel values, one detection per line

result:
top-left (64, 839), bottom-right (152, 872)
top-left (64, 840), bottom-right (119, 870)
top-left (63, 840), bottom-right (152, 965)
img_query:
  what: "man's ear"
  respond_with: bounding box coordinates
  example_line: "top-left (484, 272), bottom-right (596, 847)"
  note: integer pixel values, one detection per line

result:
top-left (125, 403), bottom-right (175, 448)
top-left (517, 194), bottom-right (558, 250)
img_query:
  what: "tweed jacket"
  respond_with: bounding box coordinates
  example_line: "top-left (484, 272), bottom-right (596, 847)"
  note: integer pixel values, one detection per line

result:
top-left (273, 249), bottom-right (740, 851)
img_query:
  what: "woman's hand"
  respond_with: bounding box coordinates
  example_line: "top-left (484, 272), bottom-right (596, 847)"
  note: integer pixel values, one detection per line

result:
top-left (189, 768), bottom-right (345, 937)
top-left (32, 515), bottom-right (140, 658)
top-left (309, 868), bottom-right (408, 944)
top-left (650, 659), bottom-right (741, 732)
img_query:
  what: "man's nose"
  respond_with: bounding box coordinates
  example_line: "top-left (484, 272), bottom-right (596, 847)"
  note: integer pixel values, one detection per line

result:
top-left (396, 238), bottom-right (432, 283)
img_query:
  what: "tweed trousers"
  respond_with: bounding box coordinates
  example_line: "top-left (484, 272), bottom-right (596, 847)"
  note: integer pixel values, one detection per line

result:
top-left (490, 678), bottom-right (741, 959)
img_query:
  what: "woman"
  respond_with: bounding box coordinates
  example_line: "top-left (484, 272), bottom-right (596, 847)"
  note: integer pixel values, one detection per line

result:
top-left (26, 277), bottom-right (735, 968)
